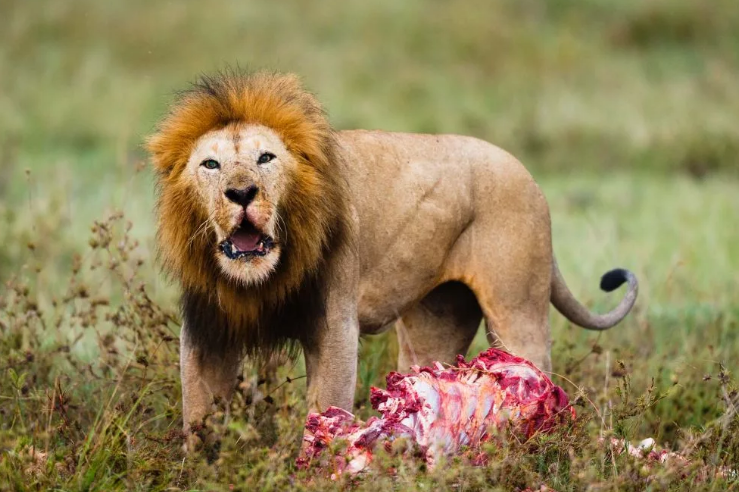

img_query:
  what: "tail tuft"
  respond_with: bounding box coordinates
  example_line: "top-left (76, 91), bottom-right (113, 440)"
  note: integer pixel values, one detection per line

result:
top-left (600, 268), bottom-right (629, 292)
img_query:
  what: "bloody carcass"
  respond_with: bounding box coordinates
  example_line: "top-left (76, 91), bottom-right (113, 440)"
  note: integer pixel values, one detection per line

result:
top-left (297, 348), bottom-right (575, 476)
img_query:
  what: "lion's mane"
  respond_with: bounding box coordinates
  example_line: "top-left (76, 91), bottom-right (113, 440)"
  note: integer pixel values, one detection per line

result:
top-left (147, 70), bottom-right (347, 355)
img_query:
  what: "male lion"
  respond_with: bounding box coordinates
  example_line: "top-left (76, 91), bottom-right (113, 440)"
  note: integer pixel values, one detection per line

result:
top-left (147, 71), bottom-right (638, 439)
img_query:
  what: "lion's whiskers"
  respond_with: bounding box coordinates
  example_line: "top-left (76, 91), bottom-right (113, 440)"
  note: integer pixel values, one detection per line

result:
top-left (187, 212), bottom-right (216, 251)
top-left (273, 210), bottom-right (287, 243)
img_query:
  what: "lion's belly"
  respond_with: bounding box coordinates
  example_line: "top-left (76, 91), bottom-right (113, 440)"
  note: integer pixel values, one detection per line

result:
top-left (356, 219), bottom-right (462, 334)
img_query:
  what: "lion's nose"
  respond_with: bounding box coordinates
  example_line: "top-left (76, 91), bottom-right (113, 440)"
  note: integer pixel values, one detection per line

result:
top-left (225, 185), bottom-right (258, 207)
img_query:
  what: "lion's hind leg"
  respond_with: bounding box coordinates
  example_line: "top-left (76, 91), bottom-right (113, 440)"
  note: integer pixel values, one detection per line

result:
top-left (396, 281), bottom-right (482, 371)
top-left (471, 246), bottom-right (554, 374)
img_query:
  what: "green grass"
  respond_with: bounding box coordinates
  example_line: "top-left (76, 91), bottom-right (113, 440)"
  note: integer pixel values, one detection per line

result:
top-left (1, 0), bottom-right (739, 490)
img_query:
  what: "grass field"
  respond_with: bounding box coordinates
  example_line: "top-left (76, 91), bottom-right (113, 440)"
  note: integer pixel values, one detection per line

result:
top-left (1, 0), bottom-right (738, 490)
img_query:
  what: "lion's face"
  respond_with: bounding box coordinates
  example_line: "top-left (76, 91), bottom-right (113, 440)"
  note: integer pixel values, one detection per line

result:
top-left (186, 123), bottom-right (298, 285)
top-left (150, 71), bottom-right (345, 303)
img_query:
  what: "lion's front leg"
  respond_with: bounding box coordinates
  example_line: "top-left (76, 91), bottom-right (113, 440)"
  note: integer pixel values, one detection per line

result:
top-left (303, 314), bottom-right (359, 413)
top-left (180, 325), bottom-right (243, 449)
top-left (302, 237), bottom-right (360, 413)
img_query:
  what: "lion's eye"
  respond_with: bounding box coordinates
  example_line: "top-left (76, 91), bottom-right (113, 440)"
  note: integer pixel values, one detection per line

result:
top-left (201, 159), bottom-right (220, 170)
top-left (257, 152), bottom-right (276, 165)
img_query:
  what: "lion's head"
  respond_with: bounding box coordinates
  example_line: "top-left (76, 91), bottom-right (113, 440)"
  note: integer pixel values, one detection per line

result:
top-left (147, 71), bottom-right (345, 324)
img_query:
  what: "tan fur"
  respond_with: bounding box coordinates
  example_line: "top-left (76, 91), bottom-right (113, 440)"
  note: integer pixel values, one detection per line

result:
top-left (147, 70), bottom-right (638, 443)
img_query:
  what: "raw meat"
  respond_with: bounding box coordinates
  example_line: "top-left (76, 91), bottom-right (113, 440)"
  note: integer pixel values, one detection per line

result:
top-left (297, 348), bottom-right (736, 482)
top-left (297, 348), bottom-right (574, 476)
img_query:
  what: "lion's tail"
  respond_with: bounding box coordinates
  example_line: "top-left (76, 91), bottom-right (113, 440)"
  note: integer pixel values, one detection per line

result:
top-left (550, 259), bottom-right (638, 331)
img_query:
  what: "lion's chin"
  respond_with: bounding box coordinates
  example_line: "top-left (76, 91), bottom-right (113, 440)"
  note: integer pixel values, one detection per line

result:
top-left (216, 246), bottom-right (281, 286)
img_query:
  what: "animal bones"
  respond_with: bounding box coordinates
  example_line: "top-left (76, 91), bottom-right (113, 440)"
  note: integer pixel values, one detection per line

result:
top-left (297, 348), bottom-right (574, 476)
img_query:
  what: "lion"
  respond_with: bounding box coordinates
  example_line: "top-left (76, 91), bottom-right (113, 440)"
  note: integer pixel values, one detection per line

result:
top-left (146, 70), bottom-right (638, 440)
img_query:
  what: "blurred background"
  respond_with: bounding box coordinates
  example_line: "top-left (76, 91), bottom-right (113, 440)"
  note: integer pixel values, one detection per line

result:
top-left (1, 0), bottom-right (738, 444)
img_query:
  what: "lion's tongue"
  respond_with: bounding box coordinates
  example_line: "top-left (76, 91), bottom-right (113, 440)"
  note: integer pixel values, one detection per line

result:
top-left (231, 228), bottom-right (261, 252)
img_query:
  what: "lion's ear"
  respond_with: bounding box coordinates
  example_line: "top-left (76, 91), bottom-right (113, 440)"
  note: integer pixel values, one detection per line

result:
top-left (145, 135), bottom-right (163, 169)
top-left (145, 133), bottom-right (179, 177)
top-left (147, 154), bottom-right (173, 178)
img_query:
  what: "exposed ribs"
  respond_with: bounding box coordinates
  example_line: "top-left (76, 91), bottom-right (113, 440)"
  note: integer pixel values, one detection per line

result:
top-left (297, 348), bottom-right (574, 476)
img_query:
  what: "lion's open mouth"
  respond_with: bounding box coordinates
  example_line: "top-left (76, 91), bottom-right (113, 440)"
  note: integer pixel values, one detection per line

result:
top-left (219, 219), bottom-right (274, 260)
